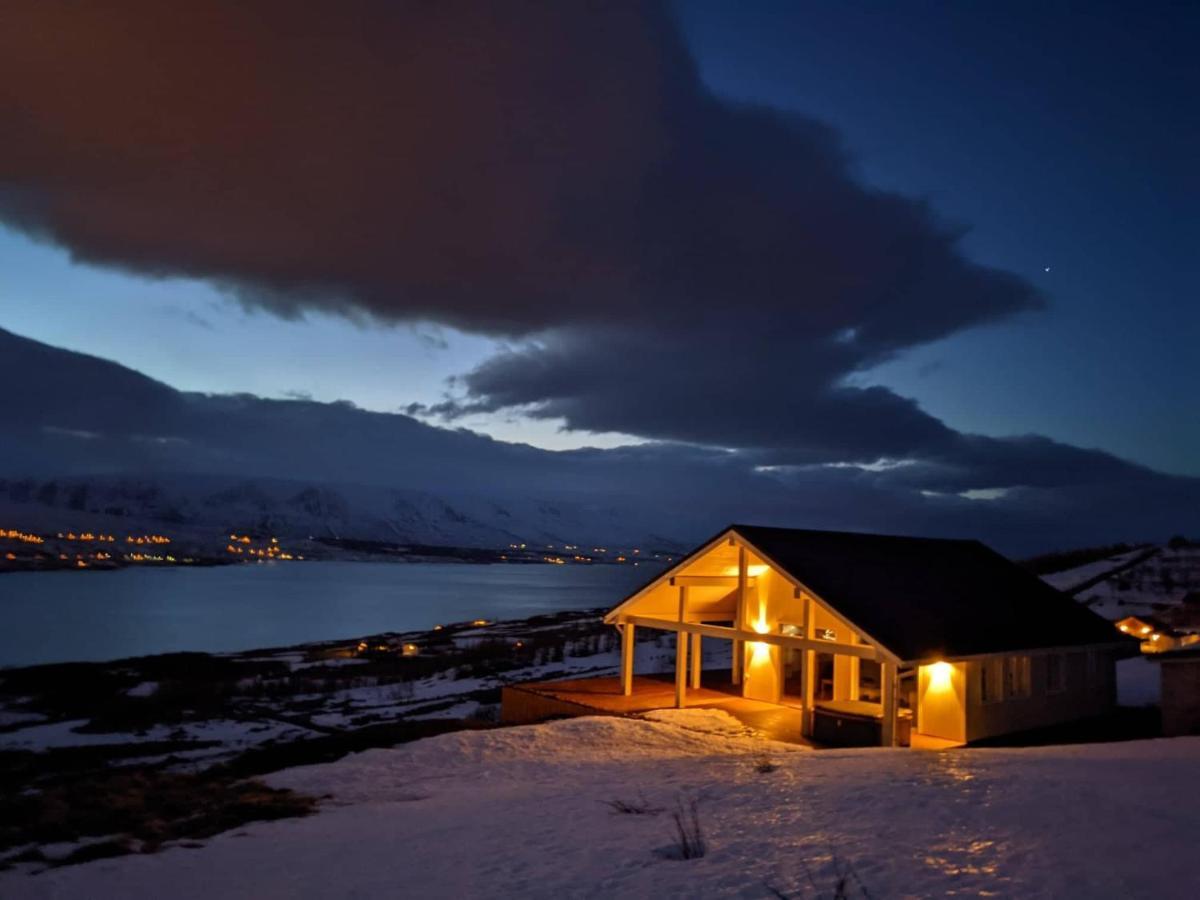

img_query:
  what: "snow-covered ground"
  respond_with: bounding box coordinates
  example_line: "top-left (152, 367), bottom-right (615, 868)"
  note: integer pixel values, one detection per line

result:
top-left (7, 712), bottom-right (1199, 899)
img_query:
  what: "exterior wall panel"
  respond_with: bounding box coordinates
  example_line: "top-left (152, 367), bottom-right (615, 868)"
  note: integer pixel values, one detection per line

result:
top-left (1162, 659), bottom-right (1200, 737)
top-left (965, 650), bottom-right (1117, 742)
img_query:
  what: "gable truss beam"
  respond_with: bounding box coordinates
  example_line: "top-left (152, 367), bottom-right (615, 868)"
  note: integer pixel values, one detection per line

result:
top-left (622, 615), bottom-right (883, 661)
top-left (669, 575), bottom-right (757, 587)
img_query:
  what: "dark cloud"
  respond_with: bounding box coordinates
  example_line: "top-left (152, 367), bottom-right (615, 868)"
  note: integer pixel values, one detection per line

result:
top-left (0, 2), bottom-right (1185, 522)
top-left (0, 3), bottom-right (1033, 335)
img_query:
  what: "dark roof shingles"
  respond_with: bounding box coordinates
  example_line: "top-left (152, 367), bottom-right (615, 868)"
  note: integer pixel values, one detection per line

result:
top-left (730, 524), bottom-right (1130, 661)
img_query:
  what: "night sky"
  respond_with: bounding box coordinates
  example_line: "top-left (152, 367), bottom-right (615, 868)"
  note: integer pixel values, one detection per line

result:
top-left (0, 1), bottom-right (1195, 551)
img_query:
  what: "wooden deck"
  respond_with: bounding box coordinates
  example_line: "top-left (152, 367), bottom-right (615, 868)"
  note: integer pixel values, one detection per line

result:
top-left (502, 674), bottom-right (810, 744)
top-left (501, 673), bottom-right (964, 749)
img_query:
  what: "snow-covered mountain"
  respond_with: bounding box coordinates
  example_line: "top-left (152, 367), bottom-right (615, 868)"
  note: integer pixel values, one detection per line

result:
top-left (0, 474), bottom-right (687, 552)
top-left (4, 325), bottom-right (1198, 557)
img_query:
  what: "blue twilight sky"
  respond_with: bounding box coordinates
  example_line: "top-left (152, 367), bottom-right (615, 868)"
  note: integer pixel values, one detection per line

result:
top-left (0, 1), bottom-right (1195, 473)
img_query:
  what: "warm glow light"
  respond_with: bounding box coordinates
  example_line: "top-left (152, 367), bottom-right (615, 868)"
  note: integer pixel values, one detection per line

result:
top-left (1118, 624), bottom-right (1129, 632)
top-left (1140, 626), bottom-right (1151, 635)
top-left (748, 640), bottom-right (771, 666)
top-left (722, 564), bottom-right (770, 577)
top-left (926, 661), bottom-right (954, 691)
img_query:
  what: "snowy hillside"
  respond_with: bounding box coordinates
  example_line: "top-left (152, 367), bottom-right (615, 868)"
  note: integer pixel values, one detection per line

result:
top-left (1042, 541), bottom-right (1200, 624)
top-left (7, 714), bottom-right (1199, 898)
top-left (1040, 542), bottom-right (1200, 707)
top-left (0, 474), bottom-right (687, 554)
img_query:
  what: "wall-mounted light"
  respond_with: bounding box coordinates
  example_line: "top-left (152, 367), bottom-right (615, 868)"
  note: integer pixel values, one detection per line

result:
top-left (926, 660), bottom-right (954, 692)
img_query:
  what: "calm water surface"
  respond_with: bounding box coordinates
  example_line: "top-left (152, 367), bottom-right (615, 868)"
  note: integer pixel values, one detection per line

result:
top-left (0, 561), bottom-right (659, 667)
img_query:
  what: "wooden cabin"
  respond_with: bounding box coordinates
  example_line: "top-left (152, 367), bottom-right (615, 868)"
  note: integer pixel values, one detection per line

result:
top-left (598, 525), bottom-right (1136, 746)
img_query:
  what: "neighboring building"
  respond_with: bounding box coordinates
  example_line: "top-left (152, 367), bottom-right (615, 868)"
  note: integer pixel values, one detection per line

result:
top-left (1157, 645), bottom-right (1200, 737)
top-left (595, 525), bottom-right (1136, 746)
top-left (1114, 614), bottom-right (1199, 653)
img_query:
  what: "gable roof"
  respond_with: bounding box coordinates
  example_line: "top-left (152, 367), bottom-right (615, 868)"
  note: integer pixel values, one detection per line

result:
top-left (699, 524), bottom-right (1129, 662)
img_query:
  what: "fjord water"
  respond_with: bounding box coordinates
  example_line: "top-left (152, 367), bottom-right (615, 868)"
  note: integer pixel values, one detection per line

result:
top-left (0, 561), bottom-right (659, 667)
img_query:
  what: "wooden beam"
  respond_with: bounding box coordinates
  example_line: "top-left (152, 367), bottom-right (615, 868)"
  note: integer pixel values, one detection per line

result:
top-left (733, 546), bottom-right (747, 687)
top-left (690, 632), bottom-right (702, 688)
top-left (620, 623), bottom-right (635, 696)
top-left (802, 594), bottom-right (815, 735)
top-left (623, 616), bottom-right (881, 660)
top-left (881, 660), bottom-right (897, 747)
top-left (675, 629), bottom-right (687, 708)
top-left (670, 575), bottom-right (752, 587)
top-left (604, 529), bottom-right (736, 626)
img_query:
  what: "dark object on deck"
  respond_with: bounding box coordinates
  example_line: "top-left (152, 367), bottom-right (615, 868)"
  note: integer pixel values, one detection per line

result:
top-left (812, 700), bottom-right (912, 747)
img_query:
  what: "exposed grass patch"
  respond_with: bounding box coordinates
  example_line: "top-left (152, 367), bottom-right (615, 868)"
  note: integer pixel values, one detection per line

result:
top-left (766, 852), bottom-right (873, 899)
top-left (214, 718), bottom-right (492, 780)
top-left (0, 768), bottom-right (315, 869)
top-left (604, 791), bottom-right (663, 816)
top-left (665, 797), bottom-right (705, 860)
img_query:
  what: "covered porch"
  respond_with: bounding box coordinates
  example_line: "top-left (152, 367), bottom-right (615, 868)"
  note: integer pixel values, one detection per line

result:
top-left (605, 533), bottom-right (911, 746)
top-left (502, 673), bottom-right (958, 749)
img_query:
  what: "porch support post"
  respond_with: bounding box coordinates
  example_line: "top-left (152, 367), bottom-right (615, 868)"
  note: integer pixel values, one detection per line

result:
top-left (690, 632), bottom-right (702, 688)
top-left (733, 545), bottom-right (747, 687)
top-left (675, 627), bottom-right (688, 708)
top-left (620, 623), bottom-right (635, 696)
top-left (881, 660), bottom-right (897, 747)
top-left (802, 594), bottom-right (816, 735)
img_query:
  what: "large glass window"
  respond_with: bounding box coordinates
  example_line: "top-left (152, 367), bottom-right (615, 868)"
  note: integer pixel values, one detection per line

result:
top-left (815, 652), bottom-right (835, 701)
top-left (783, 647), bottom-right (804, 697)
top-left (858, 659), bottom-right (882, 703)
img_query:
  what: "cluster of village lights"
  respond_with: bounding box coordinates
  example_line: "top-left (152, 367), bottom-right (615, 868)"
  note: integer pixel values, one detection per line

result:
top-left (503, 542), bottom-right (652, 565)
top-left (54, 531), bottom-right (170, 545)
top-left (1, 528), bottom-right (44, 545)
top-left (226, 534), bottom-right (301, 561)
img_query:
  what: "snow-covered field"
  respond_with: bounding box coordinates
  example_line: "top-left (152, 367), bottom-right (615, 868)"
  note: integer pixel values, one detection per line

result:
top-left (7, 712), bottom-right (1199, 899)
